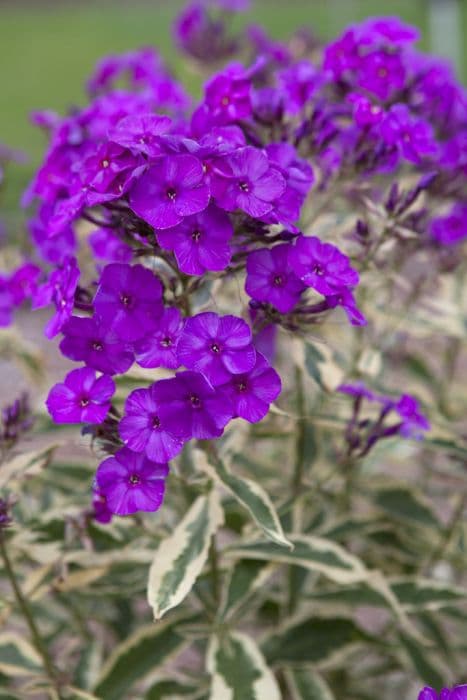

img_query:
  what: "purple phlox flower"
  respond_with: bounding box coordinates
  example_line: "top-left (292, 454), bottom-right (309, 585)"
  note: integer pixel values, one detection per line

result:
top-left (95, 447), bottom-right (168, 516)
top-left (0, 277), bottom-right (14, 327)
top-left (289, 235), bottom-right (359, 296)
top-left (87, 47), bottom-right (164, 95)
top-left (249, 306), bottom-right (278, 364)
top-left (419, 687), bottom-right (467, 700)
top-left (129, 154), bottom-right (210, 229)
top-left (347, 93), bottom-right (385, 127)
top-left (204, 63), bottom-right (252, 123)
top-left (361, 17), bottom-right (420, 45)
top-left (212, 146), bottom-right (286, 218)
top-left (154, 371), bottom-right (234, 439)
top-left (60, 316), bottom-right (134, 375)
top-left (393, 393), bottom-right (430, 438)
top-left (264, 143), bottom-right (314, 224)
top-left (32, 257), bottom-right (80, 339)
top-left (88, 227), bottom-right (133, 263)
top-left (92, 489), bottom-right (113, 524)
top-left (119, 383), bottom-right (191, 462)
top-left (93, 263), bottom-right (163, 342)
top-left (46, 367), bottom-right (115, 424)
top-left (109, 113), bottom-right (172, 157)
top-left (8, 263), bottom-right (41, 306)
top-left (219, 351), bottom-right (281, 423)
top-left (418, 690), bottom-right (438, 700)
top-left (251, 86), bottom-right (285, 125)
top-left (134, 307), bottom-right (184, 369)
top-left (156, 204), bottom-right (233, 275)
top-left (279, 60), bottom-right (323, 114)
top-left (245, 245), bottom-right (305, 313)
top-left (380, 104), bottom-right (437, 163)
top-left (29, 204), bottom-right (76, 265)
top-left (323, 28), bottom-right (361, 78)
top-left (174, 2), bottom-right (240, 64)
top-left (78, 141), bottom-right (145, 206)
top-left (451, 686), bottom-right (467, 700)
top-left (430, 204), bottom-right (467, 246)
top-left (198, 126), bottom-right (246, 156)
top-left (325, 288), bottom-right (367, 326)
top-left (440, 133), bottom-right (467, 176)
top-left (177, 312), bottom-right (256, 386)
top-left (356, 49), bottom-right (406, 101)
top-left (247, 25), bottom-right (291, 66)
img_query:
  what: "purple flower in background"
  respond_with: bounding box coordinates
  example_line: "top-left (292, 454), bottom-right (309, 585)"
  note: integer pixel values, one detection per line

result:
top-left (109, 113), bottom-right (172, 157)
top-left (46, 367), bottom-right (115, 424)
top-left (80, 141), bottom-right (143, 204)
top-left (92, 490), bottom-right (113, 524)
top-left (135, 307), bottom-right (184, 369)
top-left (289, 236), bottom-right (359, 296)
top-left (60, 316), bottom-right (134, 375)
top-left (95, 447), bottom-right (168, 516)
top-left (93, 263), bottom-right (163, 342)
top-left (338, 382), bottom-right (375, 401)
top-left (156, 204), bottom-right (233, 275)
top-left (196, 64), bottom-right (252, 128)
top-left (33, 257), bottom-right (80, 338)
top-left (394, 394), bottom-right (431, 438)
top-left (88, 227), bottom-right (133, 263)
top-left (265, 143), bottom-right (314, 225)
top-left (0, 278), bottom-right (14, 327)
top-left (246, 245), bottom-right (304, 313)
top-left (430, 204), bottom-right (467, 246)
top-left (8, 263), bottom-right (41, 306)
top-left (348, 93), bottom-right (385, 127)
top-left (155, 371), bottom-right (234, 439)
top-left (357, 50), bottom-right (406, 100)
top-left (212, 146), bottom-right (285, 218)
top-left (178, 312), bottom-right (256, 386)
top-left (325, 288), bottom-right (367, 326)
top-left (119, 384), bottom-right (190, 462)
top-left (30, 205), bottom-right (76, 265)
top-left (130, 154), bottom-right (210, 229)
top-left (279, 60), bottom-right (322, 114)
top-left (219, 352), bottom-right (281, 422)
top-left (380, 104), bottom-right (437, 163)
top-left (418, 687), bottom-right (467, 700)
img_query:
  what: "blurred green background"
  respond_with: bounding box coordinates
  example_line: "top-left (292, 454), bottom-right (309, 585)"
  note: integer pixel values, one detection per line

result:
top-left (0, 0), bottom-right (466, 226)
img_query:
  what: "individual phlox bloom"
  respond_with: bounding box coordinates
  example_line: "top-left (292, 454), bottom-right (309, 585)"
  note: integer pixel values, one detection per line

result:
top-left (154, 371), bottom-right (234, 439)
top-left (212, 146), bottom-right (286, 218)
top-left (450, 686), bottom-right (467, 700)
top-left (325, 288), bottom-right (367, 326)
top-left (289, 236), bottom-right (359, 296)
top-left (219, 352), bottom-right (281, 423)
top-left (119, 383), bottom-right (190, 462)
top-left (46, 367), bottom-right (115, 424)
top-left (393, 394), bottom-right (430, 438)
top-left (361, 17), bottom-right (420, 44)
top-left (60, 316), bottom-right (134, 375)
top-left (79, 141), bottom-right (143, 203)
top-left (177, 312), bottom-right (256, 386)
top-left (135, 307), bottom-right (184, 369)
top-left (323, 28), bottom-right (361, 78)
top-left (92, 489), bottom-right (113, 524)
top-left (347, 93), bottom-right (385, 127)
top-left (279, 60), bottom-right (323, 114)
top-left (430, 204), bottom-right (467, 246)
top-left (156, 204), bottom-right (233, 275)
top-left (245, 245), bottom-right (304, 313)
top-left (88, 227), bottom-right (132, 263)
top-left (8, 263), bottom-right (41, 306)
top-left (356, 49), bottom-right (406, 101)
top-left (203, 63), bottom-right (252, 124)
top-left (129, 154), bottom-right (210, 229)
top-left (93, 263), bottom-right (163, 342)
top-left (33, 256), bottom-right (80, 339)
top-left (109, 113), bottom-right (172, 157)
top-left (95, 447), bottom-right (168, 516)
top-left (380, 104), bottom-right (437, 163)
top-left (30, 204), bottom-right (76, 265)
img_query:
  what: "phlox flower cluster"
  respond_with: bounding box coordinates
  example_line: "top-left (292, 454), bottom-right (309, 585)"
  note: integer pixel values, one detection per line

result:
top-left (8, 0), bottom-right (464, 520)
top-left (419, 686), bottom-right (467, 700)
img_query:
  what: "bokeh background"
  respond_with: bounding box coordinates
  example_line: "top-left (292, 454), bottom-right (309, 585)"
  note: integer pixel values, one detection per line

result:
top-left (0, 0), bottom-right (466, 225)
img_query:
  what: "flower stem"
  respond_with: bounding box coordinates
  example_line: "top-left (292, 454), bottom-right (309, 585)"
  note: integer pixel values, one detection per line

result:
top-left (0, 531), bottom-right (61, 693)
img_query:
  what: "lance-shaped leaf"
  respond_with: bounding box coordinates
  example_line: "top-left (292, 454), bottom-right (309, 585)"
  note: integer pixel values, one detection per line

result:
top-left (262, 615), bottom-right (367, 666)
top-left (145, 678), bottom-right (201, 699)
top-left (207, 631), bottom-right (281, 700)
top-left (0, 444), bottom-right (56, 490)
top-left (399, 633), bottom-right (445, 688)
top-left (370, 484), bottom-right (439, 528)
top-left (94, 614), bottom-right (191, 700)
top-left (0, 633), bottom-right (43, 678)
top-left (193, 448), bottom-right (292, 549)
top-left (219, 560), bottom-right (276, 620)
top-left (226, 535), bottom-right (367, 585)
top-left (285, 668), bottom-right (336, 700)
top-left (147, 490), bottom-right (223, 619)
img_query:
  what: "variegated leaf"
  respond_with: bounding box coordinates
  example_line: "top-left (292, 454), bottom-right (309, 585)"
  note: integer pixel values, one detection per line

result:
top-left (207, 631), bottom-right (281, 700)
top-left (0, 633), bottom-right (43, 677)
top-left (0, 444), bottom-right (56, 490)
top-left (193, 448), bottom-right (292, 549)
top-left (147, 490), bottom-right (223, 619)
top-left (285, 668), bottom-right (336, 700)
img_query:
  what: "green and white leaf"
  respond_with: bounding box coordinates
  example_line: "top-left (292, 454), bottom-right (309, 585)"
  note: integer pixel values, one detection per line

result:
top-left (145, 677), bottom-right (201, 700)
top-left (285, 668), bottom-right (336, 700)
top-left (399, 633), bottom-right (445, 688)
top-left (0, 633), bottom-right (43, 677)
top-left (207, 631), bottom-right (281, 700)
top-left (219, 559), bottom-right (276, 620)
top-left (0, 444), bottom-right (57, 490)
top-left (369, 483), bottom-right (439, 528)
top-left (94, 614), bottom-right (191, 700)
top-left (262, 614), bottom-right (366, 667)
top-left (193, 448), bottom-right (291, 549)
top-left (226, 535), bottom-right (367, 585)
top-left (147, 489), bottom-right (224, 619)
top-left (302, 341), bottom-right (345, 392)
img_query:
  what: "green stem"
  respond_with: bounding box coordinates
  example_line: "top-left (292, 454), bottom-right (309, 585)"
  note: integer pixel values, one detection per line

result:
top-left (0, 531), bottom-right (61, 694)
